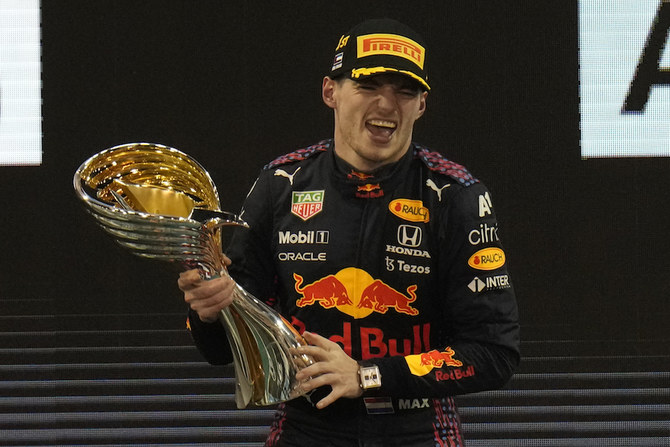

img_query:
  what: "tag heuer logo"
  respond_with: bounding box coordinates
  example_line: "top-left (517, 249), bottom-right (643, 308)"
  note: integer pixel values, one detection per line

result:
top-left (291, 190), bottom-right (324, 221)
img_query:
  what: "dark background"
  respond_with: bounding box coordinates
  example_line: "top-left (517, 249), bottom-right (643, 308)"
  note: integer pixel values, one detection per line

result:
top-left (1, 1), bottom-right (668, 344)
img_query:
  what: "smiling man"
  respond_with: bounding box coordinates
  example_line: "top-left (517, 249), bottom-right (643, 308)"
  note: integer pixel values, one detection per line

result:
top-left (323, 73), bottom-right (427, 171)
top-left (179, 18), bottom-right (520, 446)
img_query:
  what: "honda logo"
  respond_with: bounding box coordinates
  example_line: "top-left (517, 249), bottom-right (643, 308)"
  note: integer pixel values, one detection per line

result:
top-left (397, 225), bottom-right (422, 247)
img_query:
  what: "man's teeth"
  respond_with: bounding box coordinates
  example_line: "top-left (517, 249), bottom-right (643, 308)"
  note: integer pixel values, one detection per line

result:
top-left (368, 119), bottom-right (396, 129)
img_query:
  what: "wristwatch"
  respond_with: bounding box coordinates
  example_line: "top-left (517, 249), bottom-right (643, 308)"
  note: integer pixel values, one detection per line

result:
top-left (358, 363), bottom-right (382, 390)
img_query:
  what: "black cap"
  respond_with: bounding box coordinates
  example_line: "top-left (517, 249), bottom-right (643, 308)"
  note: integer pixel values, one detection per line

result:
top-left (329, 18), bottom-right (430, 91)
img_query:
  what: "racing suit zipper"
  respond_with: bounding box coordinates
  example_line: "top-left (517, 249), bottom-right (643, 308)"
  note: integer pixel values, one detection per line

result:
top-left (355, 198), bottom-right (374, 267)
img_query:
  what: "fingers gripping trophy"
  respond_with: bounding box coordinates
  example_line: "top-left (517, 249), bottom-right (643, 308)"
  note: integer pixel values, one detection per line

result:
top-left (73, 142), bottom-right (313, 408)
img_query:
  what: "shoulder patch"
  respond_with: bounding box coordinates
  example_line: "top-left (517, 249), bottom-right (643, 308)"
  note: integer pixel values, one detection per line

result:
top-left (413, 145), bottom-right (478, 187)
top-left (264, 140), bottom-right (331, 170)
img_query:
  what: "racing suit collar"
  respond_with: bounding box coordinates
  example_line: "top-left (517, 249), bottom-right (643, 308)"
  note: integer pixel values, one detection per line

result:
top-left (328, 139), bottom-right (415, 198)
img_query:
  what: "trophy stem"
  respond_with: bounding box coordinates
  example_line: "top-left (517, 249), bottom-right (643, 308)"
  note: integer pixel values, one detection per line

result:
top-left (218, 268), bottom-right (312, 408)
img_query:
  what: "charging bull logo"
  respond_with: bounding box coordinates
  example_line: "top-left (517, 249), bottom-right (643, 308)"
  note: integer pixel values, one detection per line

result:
top-left (419, 348), bottom-right (462, 368)
top-left (294, 268), bottom-right (419, 318)
top-left (405, 347), bottom-right (465, 377)
top-left (357, 183), bottom-right (380, 193)
top-left (294, 274), bottom-right (353, 308)
top-left (348, 170), bottom-right (374, 180)
top-left (356, 183), bottom-right (384, 199)
top-left (359, 280), bottom-right (418, 316)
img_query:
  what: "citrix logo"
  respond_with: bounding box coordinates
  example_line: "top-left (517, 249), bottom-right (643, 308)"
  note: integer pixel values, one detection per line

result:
top-left (468, 223), bottom-right (499, 245)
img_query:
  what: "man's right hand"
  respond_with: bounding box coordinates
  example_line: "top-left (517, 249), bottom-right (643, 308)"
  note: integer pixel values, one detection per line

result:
top-left (178, 269), bottom-right (236, 323)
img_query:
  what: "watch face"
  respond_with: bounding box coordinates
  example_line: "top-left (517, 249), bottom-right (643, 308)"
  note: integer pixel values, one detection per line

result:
top-left (360, 365), bottom-right (382, 389)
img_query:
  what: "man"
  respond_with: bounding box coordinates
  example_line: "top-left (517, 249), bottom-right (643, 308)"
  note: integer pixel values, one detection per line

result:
top-left (179, 18), bottom-right (520, 446)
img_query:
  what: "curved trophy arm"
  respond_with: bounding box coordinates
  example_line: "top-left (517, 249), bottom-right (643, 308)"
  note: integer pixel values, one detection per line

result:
top-left (73, 142), bottom-right (314, 408)
top-left (195, 217), bottom-right (314, 408)
top-left (219, 274), bottom-right (313, 408)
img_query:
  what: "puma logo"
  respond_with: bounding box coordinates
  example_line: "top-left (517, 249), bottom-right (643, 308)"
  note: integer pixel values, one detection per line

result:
top-left (274, 167), bottom-right (301, 185)
top-left (426, 179), bottom-right (451, 201)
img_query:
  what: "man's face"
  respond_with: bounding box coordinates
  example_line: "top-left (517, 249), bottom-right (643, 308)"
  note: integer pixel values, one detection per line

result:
top-left (322, 73), bottom-right (427, 172)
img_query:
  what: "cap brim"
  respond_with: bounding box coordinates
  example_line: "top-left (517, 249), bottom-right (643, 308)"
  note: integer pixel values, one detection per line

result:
top-left (350, 66), bottom-right (430, 91)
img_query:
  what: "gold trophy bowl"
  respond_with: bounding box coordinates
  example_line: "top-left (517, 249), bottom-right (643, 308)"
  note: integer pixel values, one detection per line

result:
top-left (73, 142), bottom-right (312, 408)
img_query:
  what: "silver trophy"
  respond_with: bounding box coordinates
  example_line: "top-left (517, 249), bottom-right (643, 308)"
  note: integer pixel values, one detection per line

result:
top-left (73, 142), bottom-right (312, 408)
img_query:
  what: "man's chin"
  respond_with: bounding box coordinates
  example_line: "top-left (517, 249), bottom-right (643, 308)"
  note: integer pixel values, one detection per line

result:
top-left (362, 146), bottom-right (407, 166)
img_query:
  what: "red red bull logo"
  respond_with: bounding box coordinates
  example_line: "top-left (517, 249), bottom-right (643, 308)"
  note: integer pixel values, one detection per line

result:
top-left (356, 183), bottom-right (384, 198)
top-left (359, 280), bottom-right (418, 316)
top-left (294, 273), bottom-right (354, 309)
top-left (293, 268), bottom-right (419, 318)
top-left (357, 183), bottom-right (380, 193)
top-left (419, 348), bottom-right (463, 368)
top-left (348, 170), bottom-right (374, 180)
top-left (406, 347), bottom-right (465, 376)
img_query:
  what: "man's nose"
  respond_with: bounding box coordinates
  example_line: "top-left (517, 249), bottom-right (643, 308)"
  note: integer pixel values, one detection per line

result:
top-left (376, 87), bottom-right (397, 110)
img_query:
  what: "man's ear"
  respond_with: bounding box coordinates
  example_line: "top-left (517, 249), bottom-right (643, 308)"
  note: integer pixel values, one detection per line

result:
top-left (322, 77), bottom-right (337, 109)
top-left (416, 91), bottom-right (428, 120)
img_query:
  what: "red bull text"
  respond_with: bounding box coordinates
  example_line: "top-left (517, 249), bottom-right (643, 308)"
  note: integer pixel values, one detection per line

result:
top-left (290, 316), bottom-right (431, 360)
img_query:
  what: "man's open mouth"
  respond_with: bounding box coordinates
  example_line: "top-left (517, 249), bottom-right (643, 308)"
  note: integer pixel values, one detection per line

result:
top-left (366, 119), bottom-right (397, 139)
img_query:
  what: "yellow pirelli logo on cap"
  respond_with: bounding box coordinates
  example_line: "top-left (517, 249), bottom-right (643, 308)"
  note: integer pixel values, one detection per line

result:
top-left (357, 33), bottom-right (425, 69)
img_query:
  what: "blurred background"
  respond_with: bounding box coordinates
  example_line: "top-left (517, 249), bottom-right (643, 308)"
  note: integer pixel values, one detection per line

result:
top-left (0, 1), bottom-right (668, 445)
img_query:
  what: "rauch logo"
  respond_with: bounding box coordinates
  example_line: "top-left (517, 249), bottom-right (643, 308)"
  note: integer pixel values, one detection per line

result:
top-left (389, 199), bottom-right (429, 223)
top-left (467, 247), bottom-right (505, 271)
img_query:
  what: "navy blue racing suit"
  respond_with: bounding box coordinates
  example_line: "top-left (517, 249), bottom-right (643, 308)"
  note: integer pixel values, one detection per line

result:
top-left (188, 139), bottom-right (520, 446)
